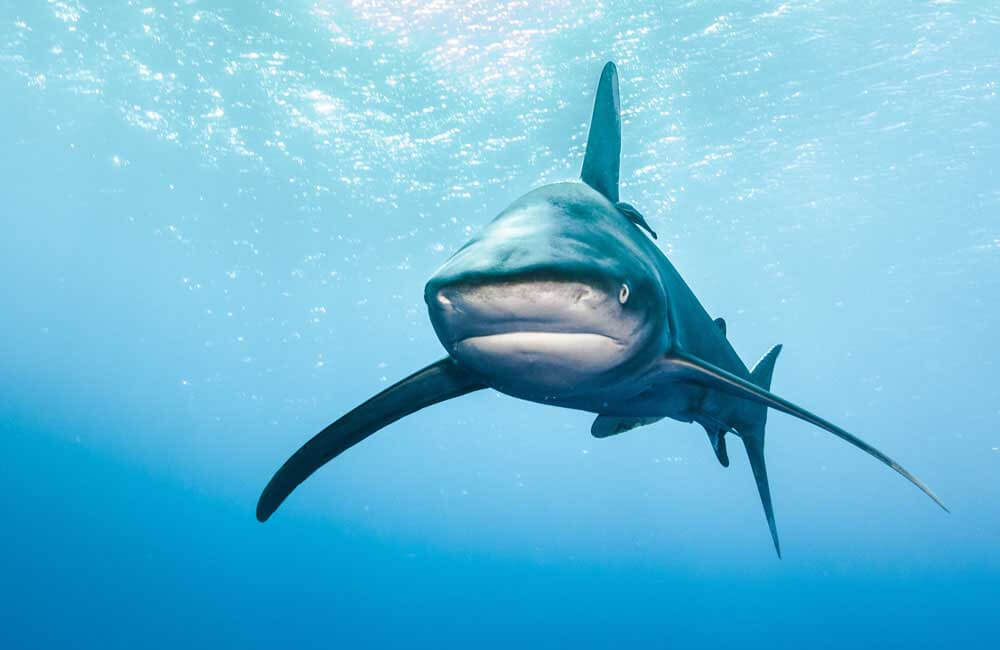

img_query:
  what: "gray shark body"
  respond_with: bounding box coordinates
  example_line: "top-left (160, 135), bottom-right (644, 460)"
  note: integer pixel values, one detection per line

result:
top-left (257, 63), bottom-right (945, 555)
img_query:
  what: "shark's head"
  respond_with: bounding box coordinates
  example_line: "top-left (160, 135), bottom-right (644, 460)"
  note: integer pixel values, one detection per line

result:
top-left (425, 182), bottom-right (668, 400)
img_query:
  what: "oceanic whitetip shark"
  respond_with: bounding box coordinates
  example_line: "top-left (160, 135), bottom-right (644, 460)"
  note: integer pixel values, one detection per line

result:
top-left (257, 62), bottom-right (947, 555)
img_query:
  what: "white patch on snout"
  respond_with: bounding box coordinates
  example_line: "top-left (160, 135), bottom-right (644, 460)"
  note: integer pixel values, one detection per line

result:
top-left (434, 280), bottom-right (631, 340)
top-left (447, 281), bottom-right (603, 320)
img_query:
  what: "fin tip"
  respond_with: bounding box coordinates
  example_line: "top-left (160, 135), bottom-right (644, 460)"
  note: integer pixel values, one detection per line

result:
top-left (256, 497), bottom-right (274, 522)
top-left (768, 523), bottom-right (781, 558)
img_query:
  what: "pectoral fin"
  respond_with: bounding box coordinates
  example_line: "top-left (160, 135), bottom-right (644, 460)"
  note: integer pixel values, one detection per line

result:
top-left (665, 350), bottom-right (948, 512)
top-left (257, 358), bottom-right (487, 522)
top-left (592, 415), bottom-right (663, 438)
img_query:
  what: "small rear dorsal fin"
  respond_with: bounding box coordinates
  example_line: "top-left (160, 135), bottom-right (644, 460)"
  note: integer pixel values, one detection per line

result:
top-left (714, 317), bottom-right (727, 336)
top-left (750, 344), bottom-right (782, 389)
top-left (616, 201), bottom-right (657, 239)
top-left (581, 62), bottom-right (621, 203)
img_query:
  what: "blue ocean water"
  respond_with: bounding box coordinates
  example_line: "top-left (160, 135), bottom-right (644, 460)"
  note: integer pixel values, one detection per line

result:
top-left (2, 1), bottom-right (998, 647)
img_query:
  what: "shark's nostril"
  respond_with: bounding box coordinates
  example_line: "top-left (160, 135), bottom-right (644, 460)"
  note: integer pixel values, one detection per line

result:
top-left (437, 292), bottom-right (453, 308)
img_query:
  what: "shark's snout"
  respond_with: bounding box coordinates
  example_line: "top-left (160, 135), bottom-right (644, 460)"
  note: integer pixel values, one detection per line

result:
top-left (425, 271), bottom-right (652, 397)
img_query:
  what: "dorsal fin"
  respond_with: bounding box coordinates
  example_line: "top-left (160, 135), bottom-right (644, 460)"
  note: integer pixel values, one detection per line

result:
top-left (581, 62), bottom-right (621, 202)
top-left (750, 344), bottom-right (781, 389)
top-left (714, 317), bottom-right (726, 336)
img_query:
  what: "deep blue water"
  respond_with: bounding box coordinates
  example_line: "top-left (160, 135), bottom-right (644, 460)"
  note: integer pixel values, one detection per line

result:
top-left (2, 1), bottom-right (999, 648)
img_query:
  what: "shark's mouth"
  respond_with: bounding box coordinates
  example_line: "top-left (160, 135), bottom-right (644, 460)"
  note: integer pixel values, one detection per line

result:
top-left (455, 331), bottom-right (625, 366)
top-left (451, 331), bottom-right (627, 393)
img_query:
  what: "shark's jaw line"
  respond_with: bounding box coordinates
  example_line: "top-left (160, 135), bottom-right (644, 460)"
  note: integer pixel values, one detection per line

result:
top-left (454, 331), bottom-right (626, 368)
top-left (456, 331), bottom-right (622, 346)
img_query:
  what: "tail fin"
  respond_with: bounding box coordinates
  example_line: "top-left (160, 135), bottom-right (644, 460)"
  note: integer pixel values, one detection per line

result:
top-left (742, 344), bottom-right (783, 558)
top-left (667, 348), bottom-right (947, 512)
top-left (668, 343), bottom-right (947, 556)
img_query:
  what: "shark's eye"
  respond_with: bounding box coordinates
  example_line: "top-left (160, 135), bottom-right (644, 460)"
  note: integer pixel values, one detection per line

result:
top-left (619, 283), bottom-right (630, 304)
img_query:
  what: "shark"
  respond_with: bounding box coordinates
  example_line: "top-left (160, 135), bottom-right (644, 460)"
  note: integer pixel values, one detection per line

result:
top-left (257, 61), bottom-right (946, 555)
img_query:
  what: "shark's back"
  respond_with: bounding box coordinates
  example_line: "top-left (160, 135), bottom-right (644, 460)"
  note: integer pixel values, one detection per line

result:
top-left (577, 63), bottom-right (749, 383)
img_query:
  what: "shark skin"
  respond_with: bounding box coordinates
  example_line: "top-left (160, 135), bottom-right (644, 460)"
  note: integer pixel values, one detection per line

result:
top-left (257, 62), bottom-right (947, 555)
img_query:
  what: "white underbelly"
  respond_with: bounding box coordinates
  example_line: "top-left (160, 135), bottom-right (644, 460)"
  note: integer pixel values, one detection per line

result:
top-left (452, 331), bottom-right (625, 393)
